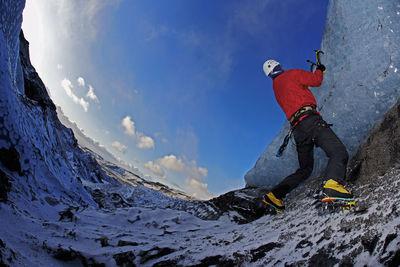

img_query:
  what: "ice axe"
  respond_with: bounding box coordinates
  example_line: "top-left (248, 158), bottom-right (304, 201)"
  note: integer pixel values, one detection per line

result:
top-left (307, 50), bottom-right (326, 73)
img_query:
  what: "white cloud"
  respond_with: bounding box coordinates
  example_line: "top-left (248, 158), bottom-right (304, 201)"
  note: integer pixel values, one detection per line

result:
top-left (61, 78), bottom-right (89, 112)
top-left (86, 85), bottom-right (99, 103)
top-left (121, 116), bottom-right (136, 136)
top-left (111, 141), bottom-right (127, 153)
top-left (155, 154), bottom-right (212, 200)
top-left (185, 178), bottom-right (213, 200)
top-left (77, 77), bottom-right (85, 87)
top-left (184, 161), bottom-right (211, 199)
top-left (120, 116), bottom-right (155, 149)
top-left (56, 0), bottom-right (122, 41)
top-left (158, 155), bottom-right (185, 173)
top-left (195, 166), bottom-right (208, 178)
top-left (144, 161), bottom-right (166, 178)
top-left (57, 64), bottom-right (63, 70)
top-left (137, 135), bottom-right (155, 149)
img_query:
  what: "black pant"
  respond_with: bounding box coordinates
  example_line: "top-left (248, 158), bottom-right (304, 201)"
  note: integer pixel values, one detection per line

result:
top-left (272, 114), bottom-right (349, 199)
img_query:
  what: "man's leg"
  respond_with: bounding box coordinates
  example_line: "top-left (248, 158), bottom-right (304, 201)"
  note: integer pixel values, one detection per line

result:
top-left (313, 121), bottom-right (348, 184)
top-left (271, 141), bottom-right (314, 199)
top-left (313, 119), bottom-right (353, 199)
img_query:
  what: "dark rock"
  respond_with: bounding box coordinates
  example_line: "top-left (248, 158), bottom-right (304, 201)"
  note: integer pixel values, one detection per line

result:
top-left (127, 216), bottom-right (141, 224)
top-left (110, 193), bottom-right (130, 208)
top-left (339, 219), bottom-right (352, 233)
top-left (190, 255), bottom-right (237, 267)
top-left (113, 251), bottom-right (136, 267)
top-left (0, 239), bottom-right (5, 266)
top-left (381, 249), bottom-right (400, 267)
top-left (138, 247), bottom-right (176, 265)
top-left (347, 99), bottom-right (400, 183)
top-left (52, 247), bottom-right (80, 261)
top-left (383, 233), bottom-right (397, 253)
top-left (44, 197), bottom-right (59, 206)
top-left (207, 187), bottom-right (269, 224)
top-left (308, 248), bottom-right (338, 267)
top-left (0, 147), bottom-right (21, 175)
top-left (91, 189), bottom-right (106, 209)
top-left (19, 30), bottom-right (56, 110)
top-left (117, 240), bottom-right (139, 247)
top-left (338, 256), bottom-right (354, 267)
top-left (58, 207), bottom-right (78, 222)
top-left (51, 246), bottom-right (105, 266)
top-left (91, 189), bottom-right (132, 210)
top-left (152, 258), bottom-right (180, 267)
top-left (361, 233), bottom-right (380, 254)
top-left (0, 170), bottom-right (11, 202)
top-left (250, 242), bottom-right (282, 262)
top-left (295, 240), bottom-right (313, 249)
top-left (0, 238), bottom-right (16, 266)
top-left (95, 236), bottom-right (110, 248)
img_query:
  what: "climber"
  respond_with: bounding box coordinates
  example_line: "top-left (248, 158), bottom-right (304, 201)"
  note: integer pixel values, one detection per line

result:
top-left (261, 59), bottom-right (354, 213)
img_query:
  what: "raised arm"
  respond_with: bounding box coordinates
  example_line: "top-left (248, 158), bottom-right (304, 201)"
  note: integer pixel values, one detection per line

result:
top-left (296, 69), bottom-right (323, 87)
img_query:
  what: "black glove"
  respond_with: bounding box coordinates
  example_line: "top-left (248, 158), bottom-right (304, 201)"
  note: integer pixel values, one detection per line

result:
top-left (316, 64), bottom-right (326, 72)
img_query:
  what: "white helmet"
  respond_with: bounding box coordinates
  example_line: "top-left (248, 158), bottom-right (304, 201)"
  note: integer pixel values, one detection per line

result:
top-left (263, 59), bottom-right (281, 77)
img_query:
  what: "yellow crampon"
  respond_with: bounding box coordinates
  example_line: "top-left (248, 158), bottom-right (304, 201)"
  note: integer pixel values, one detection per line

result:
top-left (342, 201), bottom-right (356, 211)
top-left (262, 199), bottom-right (284, 214)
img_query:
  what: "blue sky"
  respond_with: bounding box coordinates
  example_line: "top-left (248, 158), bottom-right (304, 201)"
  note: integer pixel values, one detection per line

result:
top-left (22, 0), bottom-right (329, 199)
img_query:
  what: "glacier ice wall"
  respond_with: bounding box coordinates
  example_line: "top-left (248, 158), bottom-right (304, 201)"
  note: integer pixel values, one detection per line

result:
top-left (0, 0), bottom-right (114, 217)
top-left (245, 0), bottom-right (400, 188)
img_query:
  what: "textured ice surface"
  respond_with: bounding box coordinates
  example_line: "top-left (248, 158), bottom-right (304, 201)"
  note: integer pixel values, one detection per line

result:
top-left (0, 0), bottom-right (98, 214)
top-left (245, 0), bottom-right (400, 187)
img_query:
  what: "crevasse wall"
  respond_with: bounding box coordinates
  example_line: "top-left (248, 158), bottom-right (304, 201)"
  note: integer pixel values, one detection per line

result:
top-left (0, 0), bottom-right (25, 92)
top-left (0, 0), bottom-right (106, 217)
top-left (245, 0), bottom-right (400, 188)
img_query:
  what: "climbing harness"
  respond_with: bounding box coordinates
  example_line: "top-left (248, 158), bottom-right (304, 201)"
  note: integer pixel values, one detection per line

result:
top-left (276, 106), bottom-right (318, 157)
top-left (289, 105), bottom-right (317, 126)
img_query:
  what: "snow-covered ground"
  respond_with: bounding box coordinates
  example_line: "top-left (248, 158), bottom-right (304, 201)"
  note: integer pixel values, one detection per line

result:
top-left (1, 167), bottom-right (399, 266)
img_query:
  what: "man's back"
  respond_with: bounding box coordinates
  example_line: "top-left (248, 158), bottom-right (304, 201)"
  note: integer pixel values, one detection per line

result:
top-left (273, 69), bottom-right (323, 120)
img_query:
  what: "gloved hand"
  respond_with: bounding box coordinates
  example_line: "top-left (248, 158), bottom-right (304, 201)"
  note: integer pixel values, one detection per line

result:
top-left (316, 64), bottom-right (326, 72)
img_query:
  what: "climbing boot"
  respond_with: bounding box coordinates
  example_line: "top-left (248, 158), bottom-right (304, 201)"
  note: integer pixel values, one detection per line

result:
top-left (322, 179), bottom-right (354, 200)
top-left (262, 192), bottom-right (285, 213)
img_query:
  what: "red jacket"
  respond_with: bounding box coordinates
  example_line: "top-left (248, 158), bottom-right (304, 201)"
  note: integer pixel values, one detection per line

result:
top-left (273, 69), bottom-right (323, 120)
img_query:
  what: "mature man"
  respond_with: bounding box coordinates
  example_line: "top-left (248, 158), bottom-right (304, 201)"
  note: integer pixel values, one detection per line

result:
top-left (262, 59), bottom-right (353, 213)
